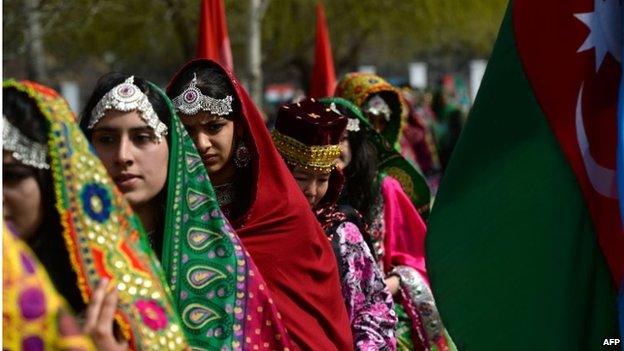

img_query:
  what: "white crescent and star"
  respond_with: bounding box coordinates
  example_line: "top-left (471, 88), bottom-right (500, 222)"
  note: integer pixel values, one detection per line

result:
top-left (572, 0), bottom-right (621, 199)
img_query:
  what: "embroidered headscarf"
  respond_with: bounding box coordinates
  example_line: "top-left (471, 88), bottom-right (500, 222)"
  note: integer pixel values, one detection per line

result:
top-left (3, 80), bottom-right (188, 350)
top-left (167, 59), bottom-right (354, 350)
top-left (335, 72), bottom-right (406, 150)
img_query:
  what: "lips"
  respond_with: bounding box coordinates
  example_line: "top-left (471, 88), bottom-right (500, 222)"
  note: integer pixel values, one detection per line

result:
top-left (113, 173), bottom-right (140, 191)
top-left (201, 154), bottom-right (218, 163)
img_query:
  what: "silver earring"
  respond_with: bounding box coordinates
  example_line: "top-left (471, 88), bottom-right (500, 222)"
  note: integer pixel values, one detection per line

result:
top-left (233, 140), bottom-right (250, 168)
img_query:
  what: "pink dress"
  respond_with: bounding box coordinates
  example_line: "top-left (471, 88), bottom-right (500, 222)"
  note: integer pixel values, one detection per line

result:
top-left (371, 176), bottom-right (455, 351)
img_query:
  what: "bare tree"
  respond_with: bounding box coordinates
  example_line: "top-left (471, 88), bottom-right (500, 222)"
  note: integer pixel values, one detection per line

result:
top-left (24, 0), bottom-right (49, 83)
top-left (247, 0), bottom-right (270, 107)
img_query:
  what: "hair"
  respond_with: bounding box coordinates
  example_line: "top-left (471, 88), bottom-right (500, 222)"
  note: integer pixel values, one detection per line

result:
top-left (3, 87), bottom-right (85, 312)
top-left (79, 72), bottom-right (174, 258)
top-left (335, 104), bottom-right (379, 224)
top-left (167, 61), bottom-right (241, 120)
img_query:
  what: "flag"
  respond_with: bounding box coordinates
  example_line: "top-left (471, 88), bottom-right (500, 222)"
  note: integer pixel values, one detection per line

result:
top-left (426, 0), bottom-right (622, 349)
top-left (196, 0), bottom-right (233, 71)
top-left (618, 1), bottom-right (624, 343)
top-left (309, 2), bottom-right (336, 98)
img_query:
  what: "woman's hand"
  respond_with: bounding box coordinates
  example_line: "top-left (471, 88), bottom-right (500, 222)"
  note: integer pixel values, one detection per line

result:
top-left (83, 279), bottom-right (129, 351)
top-left (384, 275), bottom-right (401, 296)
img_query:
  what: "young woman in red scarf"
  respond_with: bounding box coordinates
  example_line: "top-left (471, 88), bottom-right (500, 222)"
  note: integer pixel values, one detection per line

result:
top-left (166, 59), bottom-right (353, 350)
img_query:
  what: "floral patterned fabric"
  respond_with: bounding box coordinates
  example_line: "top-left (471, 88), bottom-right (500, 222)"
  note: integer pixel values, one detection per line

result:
top-left (330, 222), bottom-right (397, 351)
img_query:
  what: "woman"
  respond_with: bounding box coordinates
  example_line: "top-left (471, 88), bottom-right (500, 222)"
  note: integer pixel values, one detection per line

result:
top-left (321, 96), bottom-right (456, 351)
top-left (2, 79), bottom-right (186, 350)
top-left (272, 98), bottom-right (397, 350)
top-left (167, 59), bottom-right (353, 350)
top-left (80, 72), bottom-right (292, 350)
top-left (334, 73), bottom-right (431, 215)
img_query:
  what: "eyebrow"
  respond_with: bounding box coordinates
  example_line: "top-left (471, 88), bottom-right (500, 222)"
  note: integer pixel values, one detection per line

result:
top-left (92, 126), bottom-right (155, 133)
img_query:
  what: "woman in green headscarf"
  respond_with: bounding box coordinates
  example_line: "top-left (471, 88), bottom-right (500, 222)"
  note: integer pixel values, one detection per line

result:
top-left (80, 72), bottom-right (293, 350)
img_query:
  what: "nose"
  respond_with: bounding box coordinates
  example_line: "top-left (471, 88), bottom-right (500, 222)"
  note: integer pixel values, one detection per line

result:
top-left (113, 136), bottom-right (134, 166)
top-left (194, 131), bottom-right (213, 154)
top-left (303, 180), bottom-right (317, 199)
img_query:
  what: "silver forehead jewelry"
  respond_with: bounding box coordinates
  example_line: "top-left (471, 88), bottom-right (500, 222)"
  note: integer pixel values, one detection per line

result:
top-left (172, 73), bottom-right (233, 116)
top-left (89, 76), bottom-right (168, 141)
top-left (346, 118), bottom-right (361, 132)
top-left (3, 116), bottom-right (49, 169)
top-left (363, 95), bottom-right (391, 122)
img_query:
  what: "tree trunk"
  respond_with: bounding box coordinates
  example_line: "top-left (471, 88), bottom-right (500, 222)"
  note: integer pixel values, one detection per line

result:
top-left (164, 0), bottom-right (194, 59)
top-left (25, 0), bottom-right (48, 83)
top-left (247, 0), bottom-right (270, 109)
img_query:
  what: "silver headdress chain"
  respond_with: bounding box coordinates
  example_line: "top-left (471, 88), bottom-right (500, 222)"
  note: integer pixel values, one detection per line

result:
top-left (363, 95), bottom-right (392, 122)
top-left (172, 73), bottom-right (233, 116)
top-left (3, 116), bottom-right (49, 169)
top-left (89, 76), bottom-right (168, 141)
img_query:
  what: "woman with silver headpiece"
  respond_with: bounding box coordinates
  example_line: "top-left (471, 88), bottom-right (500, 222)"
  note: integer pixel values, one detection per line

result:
top-left (166, 59), bottom-right (354, 350)
top-left (80, 72), bottom-right (293, 350)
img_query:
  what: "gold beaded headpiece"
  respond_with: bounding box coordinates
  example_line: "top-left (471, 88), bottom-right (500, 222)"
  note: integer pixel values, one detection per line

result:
top-left (272, 130), bottom-right (341, 175)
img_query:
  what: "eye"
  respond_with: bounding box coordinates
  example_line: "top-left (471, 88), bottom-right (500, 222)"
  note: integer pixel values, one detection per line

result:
top-left (3, 166), bottom-right (35, 185)
top-left (133, 133), bottom-right (157, 145)
top-left (94, 134), bottom-right (116, 145)
top-left (204, 123), bottom-right (225, 134)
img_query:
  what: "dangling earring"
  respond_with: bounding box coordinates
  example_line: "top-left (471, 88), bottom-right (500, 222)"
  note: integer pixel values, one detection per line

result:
top-left (233, 140), bottom-right (250, 168)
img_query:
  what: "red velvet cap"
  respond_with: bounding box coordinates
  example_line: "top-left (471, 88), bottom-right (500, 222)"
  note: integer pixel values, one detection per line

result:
top-left (275, 98), bottom-right (347, 147)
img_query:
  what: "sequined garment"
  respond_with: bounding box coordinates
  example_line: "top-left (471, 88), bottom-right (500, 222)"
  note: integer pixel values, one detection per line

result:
top-left (3, 224), bottom-right (94, 351)
top-left (331, 222), bottom-right (397, 351)
top-left (3, 80), bottom-right (189, 350)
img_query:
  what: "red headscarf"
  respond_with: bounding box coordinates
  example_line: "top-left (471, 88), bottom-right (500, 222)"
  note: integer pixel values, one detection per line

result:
top-left (167, 59), bottom-right (353, 351)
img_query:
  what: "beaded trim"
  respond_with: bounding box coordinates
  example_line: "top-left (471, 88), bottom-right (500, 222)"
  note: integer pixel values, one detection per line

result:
top-left (271, 130), bottom-right (341, 175)
top-left (392, 265), bottom-right (445, 346)
top-left (89, 76), bottom-right (168, 141)
top-left (3, 116), bottom-right (49, 169)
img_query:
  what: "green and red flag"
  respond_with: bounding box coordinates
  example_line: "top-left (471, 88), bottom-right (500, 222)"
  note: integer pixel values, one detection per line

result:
top-left (426, 0), bottom-right (622, 349)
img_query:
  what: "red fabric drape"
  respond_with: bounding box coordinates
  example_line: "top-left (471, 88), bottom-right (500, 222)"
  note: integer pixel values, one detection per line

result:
top-left (196, 0), bottom-right (233, 71)
top-left (309, 2), bottom-right (336, 98)
top-left (167, 59), bottom-right (353, 351)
